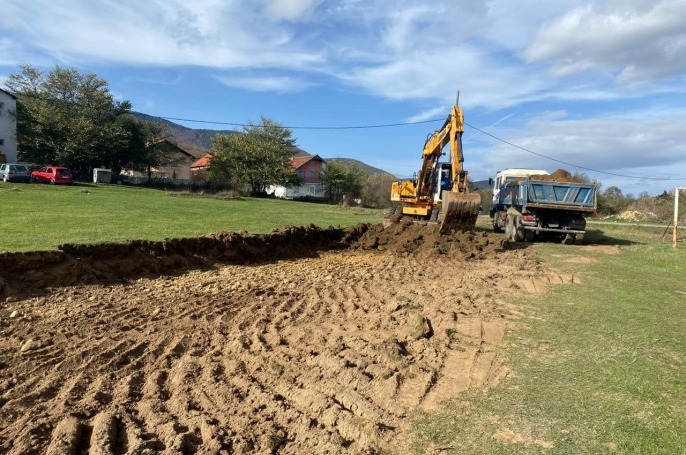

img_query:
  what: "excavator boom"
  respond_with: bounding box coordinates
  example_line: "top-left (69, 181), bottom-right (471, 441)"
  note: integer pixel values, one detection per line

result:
top-left (390, 93), bottom-right (481, 232)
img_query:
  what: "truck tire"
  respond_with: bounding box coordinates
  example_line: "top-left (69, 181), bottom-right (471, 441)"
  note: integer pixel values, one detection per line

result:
top-left (493, 212), bottom-right (504, 233)
top-left (524, 229), bottom-right (534, 242)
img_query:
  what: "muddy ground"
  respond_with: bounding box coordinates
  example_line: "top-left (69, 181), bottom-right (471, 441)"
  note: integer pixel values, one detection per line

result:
top-left (0, 218), bottom-right (577, 454)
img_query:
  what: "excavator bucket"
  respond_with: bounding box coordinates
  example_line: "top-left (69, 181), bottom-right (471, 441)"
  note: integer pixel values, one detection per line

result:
top-left (439, 191), bottom-right (481, 234)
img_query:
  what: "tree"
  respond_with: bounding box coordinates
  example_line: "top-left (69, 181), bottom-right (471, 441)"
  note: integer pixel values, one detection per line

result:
top-left (598, 185), bottom-right (632, 215)
top-left (361, 173), bottom-right (397, 208)
top-left (4, 64), bottom-right (158, 176)
top-left (208, 117), bottom-right (299, 195)
top-left (320, 161), bottom-right (365, 204)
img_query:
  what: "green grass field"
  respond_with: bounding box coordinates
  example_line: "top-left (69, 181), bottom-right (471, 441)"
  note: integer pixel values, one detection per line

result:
top-left (408, 225), bottom-right (686, 454)
top-left (0, 182), bottom-right (385, 252)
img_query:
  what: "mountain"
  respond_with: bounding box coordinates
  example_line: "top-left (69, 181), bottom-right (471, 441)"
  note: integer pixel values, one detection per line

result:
top-left (471, 179), bottom-right (491, 191)
top-left (132, 112), bottom-right (236, 151)
top-left (323, 158), bottom-right (396, 178)
top-left (133, 113), bottom-right (397, 176)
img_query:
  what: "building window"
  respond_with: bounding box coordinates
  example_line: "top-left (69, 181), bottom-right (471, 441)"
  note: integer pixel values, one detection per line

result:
top-left (0, 139), bottom-right (4, 146)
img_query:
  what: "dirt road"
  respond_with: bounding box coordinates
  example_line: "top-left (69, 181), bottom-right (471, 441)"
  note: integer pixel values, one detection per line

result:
top-left (0, 220), bottom-right (575, 454)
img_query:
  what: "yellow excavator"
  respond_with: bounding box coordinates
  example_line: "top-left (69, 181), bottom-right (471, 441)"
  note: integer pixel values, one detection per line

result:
top-left (390, 94), bottom-right (481, 233)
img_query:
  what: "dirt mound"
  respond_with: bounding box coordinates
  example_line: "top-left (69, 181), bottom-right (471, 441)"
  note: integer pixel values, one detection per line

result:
top-left (353, 216), bottom-right (500, 259)
top-left (0, 224), bottom-right (370, 299)
top-left (617, 210), bottom-right (658, 222)
top-left (530, 168), bottom-right (586, 183)
top-left (0, 221), bottom-right (502, 300)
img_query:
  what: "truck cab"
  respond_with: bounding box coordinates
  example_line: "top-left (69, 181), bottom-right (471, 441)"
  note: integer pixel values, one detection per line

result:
top-left (489, 169), bottom-right (549, 217)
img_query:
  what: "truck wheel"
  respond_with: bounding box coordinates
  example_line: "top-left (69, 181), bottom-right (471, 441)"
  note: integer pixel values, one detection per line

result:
top-left (493, 213), bottom-right (504, 233)
top-left (524, 229), bottom-right (535, 242)
top-left (563, 234), bottom-right (575, 245)
top-left (514, 227), bottom-right (525, 242)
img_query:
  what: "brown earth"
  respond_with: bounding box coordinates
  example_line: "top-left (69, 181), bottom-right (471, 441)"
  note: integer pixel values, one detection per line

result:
top-left (509, 168), bottom-right (587, 184)
top-left (0, 218), bottom-right (576, 454)
top-left (528, 168), bottom-right (586, 183)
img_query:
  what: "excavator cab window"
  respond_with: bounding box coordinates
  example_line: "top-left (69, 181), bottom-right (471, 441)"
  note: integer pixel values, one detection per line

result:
top-left (440, 166), bottom-right (452, 191)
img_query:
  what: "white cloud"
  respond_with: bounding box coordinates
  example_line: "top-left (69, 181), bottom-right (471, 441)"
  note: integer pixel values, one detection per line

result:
top-left (524, 0), bottom-right (686, 86)
top-left (1, 0), bottom-right (323, 69)
top-left (466, 108), bottom-right (686, 195)
top-left (215, 74), bottom-right (312, 92)
top-left (260, 0), bottom-right (322, 22)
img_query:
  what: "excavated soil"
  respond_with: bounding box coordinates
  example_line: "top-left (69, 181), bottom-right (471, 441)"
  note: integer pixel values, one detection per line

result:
top-left (527, 168), bottom-right (587, 183)
top-left (0, 218), bottom-right (577, 454)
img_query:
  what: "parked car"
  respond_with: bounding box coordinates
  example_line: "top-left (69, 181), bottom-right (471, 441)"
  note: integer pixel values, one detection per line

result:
top-left (30, 166), bottom-right (74, 185)
top-left (0, 163), bottom-right (31, 183)
top-left (111, 174), bottom-right (131, 185)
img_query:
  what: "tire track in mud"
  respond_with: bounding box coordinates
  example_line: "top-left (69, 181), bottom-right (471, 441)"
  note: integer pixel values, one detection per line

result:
top-left (1, 234), bottom-right (573, 454)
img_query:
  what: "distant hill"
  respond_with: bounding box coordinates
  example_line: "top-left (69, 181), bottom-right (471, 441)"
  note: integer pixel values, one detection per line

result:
top-left (132, 112), bottom-right (236, 151)
top-left (324, 158), bottom-right (396, 178)
top-left (132, 112), bottom-right (396, 177)
top-left (471, 179), bottom-right (491, 191)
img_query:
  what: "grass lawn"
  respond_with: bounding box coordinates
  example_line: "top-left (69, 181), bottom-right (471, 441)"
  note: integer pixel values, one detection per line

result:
top-left (0, 182), bottom-right (385, 252)
top-left (408, 225), bottom-right (686, 454)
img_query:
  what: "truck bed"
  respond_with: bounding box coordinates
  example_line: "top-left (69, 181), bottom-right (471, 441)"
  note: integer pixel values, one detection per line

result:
top-left (500, 179), bottom-right (597, 212)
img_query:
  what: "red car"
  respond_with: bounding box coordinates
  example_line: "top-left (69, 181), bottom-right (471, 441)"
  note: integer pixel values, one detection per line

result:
top-left (31, 166), bottom-right (74, 185)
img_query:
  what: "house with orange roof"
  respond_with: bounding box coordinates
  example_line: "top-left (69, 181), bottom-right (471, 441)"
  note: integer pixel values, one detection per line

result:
top-left (193, 152), bottom-right (327, 197)
top-left (268, 154), bottom-right (327, 198)
top-left (190, 153), bottom-right (213, 181)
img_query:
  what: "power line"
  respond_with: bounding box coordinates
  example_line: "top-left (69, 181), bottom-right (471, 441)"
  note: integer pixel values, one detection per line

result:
top-left (160, 116), bottom-right (441, 129)
top-left (9, 89), bottom-right (682, 181)
top-left (464, 122), bottom-right (683, 182)
top-left (163, 114), bottom-right (682, 181)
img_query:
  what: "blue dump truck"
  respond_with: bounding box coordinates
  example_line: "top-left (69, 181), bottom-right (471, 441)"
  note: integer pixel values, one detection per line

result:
top-left (489, 169), bottom-right (597, 244)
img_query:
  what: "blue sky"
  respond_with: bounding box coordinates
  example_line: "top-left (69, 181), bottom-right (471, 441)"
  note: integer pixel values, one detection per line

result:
top-left (2, 0), bottom-right (686, 195)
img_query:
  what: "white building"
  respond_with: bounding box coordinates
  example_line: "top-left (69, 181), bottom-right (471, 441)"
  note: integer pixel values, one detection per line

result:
top-left (0, 88), bottom-right (18, 164)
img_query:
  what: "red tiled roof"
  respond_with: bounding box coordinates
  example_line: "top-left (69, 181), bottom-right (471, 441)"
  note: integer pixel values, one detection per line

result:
top-left (191, 153), bottom-right (213, 168)
top-left (292, 154), bottom-right (325, 169)
top-left (190, 153), bottom-right (323, 170)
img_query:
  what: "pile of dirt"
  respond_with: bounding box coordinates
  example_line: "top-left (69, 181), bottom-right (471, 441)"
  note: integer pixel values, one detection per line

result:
top-left (0, 220), bottom-right (504, 300)
top-left (617, 210), bottom-right (659, 222)
top-left (529, 168), bottom-right (587, 183)
top-left (0, 225), bottom-right (369, 299)
top-left (351, 216), bottom-right (501, 260)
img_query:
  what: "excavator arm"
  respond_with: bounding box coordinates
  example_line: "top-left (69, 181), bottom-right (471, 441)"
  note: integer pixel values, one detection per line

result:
top-left (390, 93), bottom-right (481, 232)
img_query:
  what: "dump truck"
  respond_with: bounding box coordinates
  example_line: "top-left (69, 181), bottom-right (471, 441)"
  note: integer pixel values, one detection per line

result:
top-left (489, 168), bottom-right (597, 244)
top-left (390, 94), bottom-right (481, 233)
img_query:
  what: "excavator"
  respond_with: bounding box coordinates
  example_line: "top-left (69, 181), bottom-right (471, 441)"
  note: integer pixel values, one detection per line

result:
top-left (390, 93), bottom-right (481, 233)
